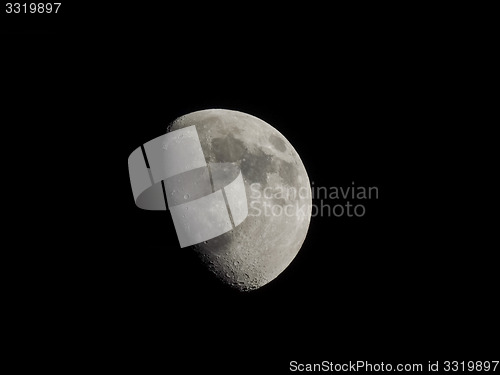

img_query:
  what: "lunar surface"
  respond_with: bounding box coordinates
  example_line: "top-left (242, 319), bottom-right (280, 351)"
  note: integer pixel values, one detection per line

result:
top-left (167, 109), bottom-right (312, 291)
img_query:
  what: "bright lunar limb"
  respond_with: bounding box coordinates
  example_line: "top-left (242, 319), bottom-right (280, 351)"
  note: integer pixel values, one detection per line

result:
top-left (168, 109), bottom-right (312, 291)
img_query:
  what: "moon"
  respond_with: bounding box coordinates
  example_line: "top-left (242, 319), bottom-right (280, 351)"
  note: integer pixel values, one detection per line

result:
top-left (167, 109), bottom-right (312, 291)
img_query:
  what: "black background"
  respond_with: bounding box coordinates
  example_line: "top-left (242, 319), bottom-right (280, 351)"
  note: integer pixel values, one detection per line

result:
top-left (3, 2), bottom-right (498, 372)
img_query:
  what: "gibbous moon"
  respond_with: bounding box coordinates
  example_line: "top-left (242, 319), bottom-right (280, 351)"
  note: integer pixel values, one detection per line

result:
top-left (168, 109), bottom-right (312, 291)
